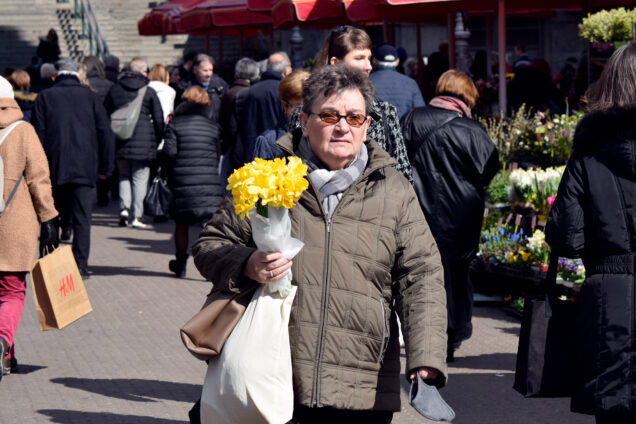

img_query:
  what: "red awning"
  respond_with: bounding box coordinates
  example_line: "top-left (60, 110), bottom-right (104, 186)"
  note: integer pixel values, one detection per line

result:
top-left (176, 0), bottom-right (272, 33)
top-left (138, 0), bottom-right (205, 35)
top-left (375, 0), bottom-right (633, 13)
top-left (271, 0), bottom-right (352, 28)
top-left (246, 0), bottom-right (277, 10)
top-left (341, 0), bottom-right (634, 23)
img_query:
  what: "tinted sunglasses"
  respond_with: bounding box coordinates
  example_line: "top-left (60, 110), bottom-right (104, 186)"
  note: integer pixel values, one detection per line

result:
top-left (309, 111), bottom-right (368, 127)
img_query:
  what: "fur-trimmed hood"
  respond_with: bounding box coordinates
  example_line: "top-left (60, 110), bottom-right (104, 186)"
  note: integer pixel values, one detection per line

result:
top-left (573, 108), bottom-right (636, 178)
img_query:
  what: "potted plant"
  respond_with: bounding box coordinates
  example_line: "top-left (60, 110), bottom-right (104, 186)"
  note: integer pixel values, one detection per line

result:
top-left (579, 7), bottom-right (636, 47)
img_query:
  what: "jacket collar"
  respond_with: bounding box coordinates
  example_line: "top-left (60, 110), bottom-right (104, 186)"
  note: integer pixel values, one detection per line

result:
top-left (117, 71), bottom-right (149, 90)
top-left (260, 70), bottom-right (283, 82)
top-left (53, 74), bottom-right (81, 86)
top-left (232, 79), bottom-right (250, 88)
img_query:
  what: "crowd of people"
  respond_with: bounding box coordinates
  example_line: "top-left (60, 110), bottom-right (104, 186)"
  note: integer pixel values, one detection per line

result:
top-left (0, 24), bottom-right (634, 424)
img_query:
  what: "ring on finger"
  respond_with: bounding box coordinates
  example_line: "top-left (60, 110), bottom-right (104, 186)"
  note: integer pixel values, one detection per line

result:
top-left (269, 270), bottom-right (274, 278)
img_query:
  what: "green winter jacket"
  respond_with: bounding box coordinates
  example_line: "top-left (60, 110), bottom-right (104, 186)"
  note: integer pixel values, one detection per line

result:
top-left (192, 132), bottom-right (447, 411)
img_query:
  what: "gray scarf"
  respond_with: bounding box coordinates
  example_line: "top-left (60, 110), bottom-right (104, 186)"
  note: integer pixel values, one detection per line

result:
top-left (296, 137), bottom-right (368, 218)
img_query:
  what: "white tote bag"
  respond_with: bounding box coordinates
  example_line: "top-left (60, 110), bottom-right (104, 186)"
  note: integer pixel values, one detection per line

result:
top-left (200, 284), bottom-right (297, 424)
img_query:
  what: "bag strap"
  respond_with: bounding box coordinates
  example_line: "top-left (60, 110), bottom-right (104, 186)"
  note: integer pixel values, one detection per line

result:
top-left (542, 252), bottom-right (560, 317)
top-left (412, 113), bottom-right (461, 154)
top-left (134, 86), bottom-right (148, 111)
top-left (0, 120), bottom-right (25, 146)
top-left (3, 174), bottom-right (24, 212)
top-left (1, 121), bottom-right (25, 214)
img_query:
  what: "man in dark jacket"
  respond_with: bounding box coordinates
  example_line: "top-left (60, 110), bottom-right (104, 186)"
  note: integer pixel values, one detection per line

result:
top-left (219, 57), bottom-right (260, 176)
top-left (31, 58), bottom-right (115, 276)
top-left (105, 57), bottom-right (164, 229)
top-left (174, 54), bottom-right (228, 122)
top-left (370, 43), bottom-right (425, 118)
top-left (238, 51), bottom-right (291, 163)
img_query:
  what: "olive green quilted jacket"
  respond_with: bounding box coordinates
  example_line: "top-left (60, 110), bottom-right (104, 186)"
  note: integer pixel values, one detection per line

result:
top-left (192, 132), bottom-right (447, 412)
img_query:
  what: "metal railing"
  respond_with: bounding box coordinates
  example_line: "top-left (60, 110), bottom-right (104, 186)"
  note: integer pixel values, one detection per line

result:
top-left (73, 0), bottom-right (109, 57)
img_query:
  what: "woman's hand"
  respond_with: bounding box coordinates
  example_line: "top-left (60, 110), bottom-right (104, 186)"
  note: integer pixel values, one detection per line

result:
top-left (409, 367), bottom-right (439, 382)
top-left (244, 251), bottom-right (292, 284)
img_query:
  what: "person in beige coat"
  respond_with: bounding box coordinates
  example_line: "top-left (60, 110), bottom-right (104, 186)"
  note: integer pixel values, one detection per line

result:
top-left (0, 76), bottom-right (58, 381)
top-left (192, 66), bottom-right (447, 423)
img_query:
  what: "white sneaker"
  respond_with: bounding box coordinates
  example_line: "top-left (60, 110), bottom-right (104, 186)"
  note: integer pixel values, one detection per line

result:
top-left (131, 218), bottom-right (150, 229)
top-left (119, 209), bottom-right (129, 227)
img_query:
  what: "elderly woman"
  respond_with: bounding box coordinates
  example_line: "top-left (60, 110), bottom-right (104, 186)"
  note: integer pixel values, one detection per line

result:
top-left (289, 26), bottom-right (413, 183)
top-left (400, 70), bottom-right (500, 362)
top-left (192, 65), bottom-right (447, 423)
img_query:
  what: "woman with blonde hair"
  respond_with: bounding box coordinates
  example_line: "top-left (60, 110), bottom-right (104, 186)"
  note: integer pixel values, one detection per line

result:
top-left (161, 86), bottom-right (223, 278)
top-left (148, 64), bottom-right (176, 123)
top-left (401, 69), bottom-right (500, 362)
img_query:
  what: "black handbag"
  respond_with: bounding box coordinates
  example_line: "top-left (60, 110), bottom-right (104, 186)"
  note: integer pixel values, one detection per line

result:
top-left (144, 175), bottom-right (173, 218)
top-left (513, 253), bottom-right (579, 397)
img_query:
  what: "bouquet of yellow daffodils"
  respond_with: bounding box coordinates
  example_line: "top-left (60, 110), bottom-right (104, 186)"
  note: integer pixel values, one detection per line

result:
top-left (226, 157), bottom-right (309, 297)
top-left (227, 156), bottom-right (309, 218)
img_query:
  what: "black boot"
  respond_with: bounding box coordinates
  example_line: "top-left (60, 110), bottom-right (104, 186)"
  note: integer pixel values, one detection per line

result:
top-left (169, 254), bottom-right (188, 278)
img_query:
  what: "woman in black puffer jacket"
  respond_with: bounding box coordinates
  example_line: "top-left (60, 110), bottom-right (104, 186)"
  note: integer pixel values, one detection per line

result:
top-left (401, 70), bottom-right (500, 362)
top-left (546, 42), bottom-right (636, 424)
top-left (162, 86), bottom-right (224, 277)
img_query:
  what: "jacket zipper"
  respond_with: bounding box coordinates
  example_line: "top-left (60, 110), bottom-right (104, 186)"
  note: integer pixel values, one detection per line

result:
top-left (312, 214), bottom-right (331, 407)
top-left (277, 140), bottom-right (389, 406)
top-left (308, 169), bottom-right (388, 406)
top-left (378, 298), bottom-right (390, 363)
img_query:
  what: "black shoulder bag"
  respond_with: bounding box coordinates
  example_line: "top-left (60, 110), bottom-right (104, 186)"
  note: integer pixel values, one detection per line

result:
top-left (513, 252), bottom-right (579, 397)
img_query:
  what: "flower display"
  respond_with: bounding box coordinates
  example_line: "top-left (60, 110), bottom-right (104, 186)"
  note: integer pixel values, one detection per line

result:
top-left (479, 225), bottom-right (528, 264)
top-left (527, 230), bottom-right (549, 264)
top-left (486, 169), bottom-right (510, 204)
top-left (482, 106), bottom-right (580, 167)
top-left (558, 257), bottom-right (586, 284)
top-left (508, 166), bottom-right (565, 217)
top-left (227, 157), bottom-right (309, 219)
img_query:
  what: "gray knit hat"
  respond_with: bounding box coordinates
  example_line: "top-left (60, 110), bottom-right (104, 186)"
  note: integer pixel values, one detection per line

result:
top-left (55, 58), bottom-right (80, 74)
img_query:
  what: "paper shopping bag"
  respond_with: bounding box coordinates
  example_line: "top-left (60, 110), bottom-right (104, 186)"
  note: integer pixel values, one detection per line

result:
top-left (30, 245), bottom-right (93, 331)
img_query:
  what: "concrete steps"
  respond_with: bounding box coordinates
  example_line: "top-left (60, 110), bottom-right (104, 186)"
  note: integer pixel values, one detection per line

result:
top-left (0, 0), bottom-right (263, 75)
top-left (0, 0), bottom-right (73, 70)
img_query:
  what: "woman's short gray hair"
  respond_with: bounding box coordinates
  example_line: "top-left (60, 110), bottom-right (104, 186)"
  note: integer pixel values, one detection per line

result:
top-left (302, 65), bottom-right (374, 116)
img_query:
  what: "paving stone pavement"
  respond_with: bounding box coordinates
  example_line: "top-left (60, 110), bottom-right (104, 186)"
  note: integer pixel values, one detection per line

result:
top-left (0, 203), bottom-right (594, 424)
